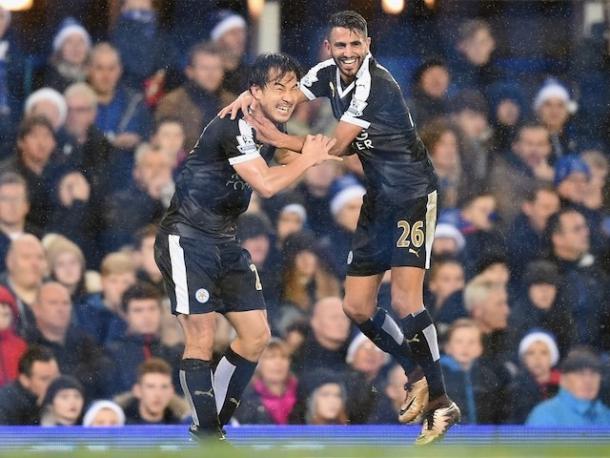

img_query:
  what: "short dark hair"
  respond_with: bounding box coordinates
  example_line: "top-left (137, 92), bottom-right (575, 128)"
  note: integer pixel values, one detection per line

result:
top-left (137, 357), bottom-right (172, 383)
top-left (134, 224), bottom-right (158, 250)
top-left (327, 10), bottom-right (368, 38)
top-left (546, 207), bottom-right (584, 238)
top-left (18, 346), bottom-right (56, 376)
top-left (248, 53), bottom-right (302, 89)
top-left (121, 282), bottom-right (162, 314)
top-left (187, 41), bottom-right (221, 67)
top-left (515, 120), bottom-right (549, 142)
top-left (17, 116), bottom-right (55, 141)
top-left (523, 183), bottom-right (556, 203)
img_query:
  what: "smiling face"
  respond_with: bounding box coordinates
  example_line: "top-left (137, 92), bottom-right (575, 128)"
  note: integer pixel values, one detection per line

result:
top-left (325, 27), bottom-right (370, 84)
top-left (251, 68), bottom-right (300, 123)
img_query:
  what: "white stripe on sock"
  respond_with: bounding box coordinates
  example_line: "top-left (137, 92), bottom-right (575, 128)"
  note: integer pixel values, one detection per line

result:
top-left (213, 357), bottom-right (237, 413)
top-left (179, 369), bottom-right (199, 427)
top-left (422, 324), bottom-right (441, 362)
top-left (168, 234), bottom-right (190, 314)
top-left (381, 313), bottom-right (405, 346)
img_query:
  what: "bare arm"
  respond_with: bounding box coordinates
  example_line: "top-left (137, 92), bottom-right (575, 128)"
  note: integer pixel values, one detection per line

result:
top-left (232, 135), bottom-right (339, 198)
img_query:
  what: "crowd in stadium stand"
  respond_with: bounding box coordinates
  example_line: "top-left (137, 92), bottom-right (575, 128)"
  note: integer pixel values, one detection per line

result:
top-left (1, 1), bottom-right (610, 427)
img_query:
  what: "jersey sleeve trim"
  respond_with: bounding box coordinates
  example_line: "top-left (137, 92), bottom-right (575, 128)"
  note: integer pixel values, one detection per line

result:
top-left (228, 151), bottom-right (261, 165)
top-left (340, 113), bottom-right (370, 129)
top-left (300, 85), bottom-right (316, 100)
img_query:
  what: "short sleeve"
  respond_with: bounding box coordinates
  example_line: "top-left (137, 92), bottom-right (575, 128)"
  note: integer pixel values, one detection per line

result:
top-left (299, 59), bottom-right (335, 101)
top-left (340, 67), bottom-right (378, 130)
top-left (223, 118), bottom-right (261, 166)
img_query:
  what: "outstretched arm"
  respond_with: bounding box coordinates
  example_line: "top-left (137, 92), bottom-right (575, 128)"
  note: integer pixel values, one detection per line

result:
top-left (232, 135), bottom-right (340, 198)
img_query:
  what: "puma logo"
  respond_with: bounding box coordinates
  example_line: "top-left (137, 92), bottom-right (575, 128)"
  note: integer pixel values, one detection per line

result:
top-left (194, 389), bottom-right (214, 398)
top-left (228, 397), bottom-right (241, 408)
top-left (409, 248), bottom-right (420, 257)
top-left (406, 335), bottom-right (420, 344)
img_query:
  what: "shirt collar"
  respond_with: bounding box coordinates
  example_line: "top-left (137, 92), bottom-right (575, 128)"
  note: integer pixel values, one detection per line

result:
top-left (558, 387), bottom-right (599, 415)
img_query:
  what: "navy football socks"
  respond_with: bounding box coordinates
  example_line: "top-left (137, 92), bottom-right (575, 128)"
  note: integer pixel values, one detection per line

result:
top-left (179, 359), bottom-right (220, 432)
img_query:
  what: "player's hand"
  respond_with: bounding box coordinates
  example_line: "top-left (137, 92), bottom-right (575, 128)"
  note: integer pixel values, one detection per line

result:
top-left (246, 109), bottom-right (282, 146)
top-left (302, 134), bottom-right (341, 166)
top-left (218, 91), bottom-right (258, 120)
top-left (59, 172), bottom-right (91, 207)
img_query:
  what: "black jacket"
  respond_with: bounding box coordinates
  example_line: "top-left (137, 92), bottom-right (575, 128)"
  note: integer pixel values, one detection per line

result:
top-left (0, 380), bottom-right (39, 425)
top-left (123, 397), bottom-right (182, 425)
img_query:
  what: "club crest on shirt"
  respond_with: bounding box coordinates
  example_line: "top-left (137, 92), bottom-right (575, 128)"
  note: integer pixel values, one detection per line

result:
top-left (347, 98), bottom-right (367, 117)
top-left (236, 134), bottom-right (258, 155)
top-left (195, 288), bottom-right (210, 304)
top-left (300, 72), bottom-right (318, 88)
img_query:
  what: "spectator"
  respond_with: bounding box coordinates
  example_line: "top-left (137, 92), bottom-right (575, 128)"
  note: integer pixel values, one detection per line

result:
top-left (105, 283), bottom-right (181, 394)
top-left (527, 348), bottom-right (610, 426)
top-left (533, 80), bottom-right (579, 159)
top-left (292, 296), bottom-right (350, 376)
top-left (25, 282), bottom-right (113, 399)
top-left (119, 358), bottom-right (183, 425)
top-left (509, 260), bottom-right (575, 356)
top-left (100, 143), bottom-right (170, 252)
top-left (554, 155), bottom-right (590, 209)
top-left (450, 18), bottom-right (501, 93)
top-left (41, 20), bottom-right (91, 93)
top-left (76, 251), bottom-right (136, 344)
top-left (277, 232), bottom-right (340, 333)
top-left (23, 88), bottom-right (68, 132)
top-left (0, 116), bottom-right (64, 230)
top-left (61, 82), bottom-right (113, 198)
top-left (110, 0), bottom-right (174, 90)
top-left (343, 333), bottom-right (390, 424)
top-left (274, 202), bottom-right (307, 255)
top-left (88, 43), bottom-right (151, 150)
top-left (427, 256), bottom-right (465, 323)
top-left (236, 338), bottom-right (298, 425)
top-left (44, 234), bottom-right (88, 305)
top-left (82, 400), bottom-right (125, 427)
top-left (302, 370), bottom-right (349, 425)
top-left (419, 119), bottom-right (464, 209)
top-left (326, 177), bottom-right (365, 278)
top-left (209, 10), bottom-right (248, 94)
top-left (489, 121), bottom-right (554, 225)
top-left (0, 6), bottom-right (25, 154)
top-left (463, 276), bottom-right (512, 373)
top-left (134, 225), bottom-right (163, 294)
top-left (509, 330), bottom-right (561, 424)
top-left (0, 173), bottom-right (35, 270)
top-left (151, 117), bottom-right (187, 172)
top-left (40, 375), bottom-right (85, 426)
top-left (581, 150), bottom-right (608, 212)
top-left (0, 346), bottom-right (59, 425)
top-left (407, 58), bottom-right (450, 126)
top-left (366, 364), bottom-right (407, 424)
top-left (487, 83), bottom-right (525, 154)
top-left (156, 42), bottom-right (231, 151)
top-left (440, 319), bottom-right (503, 424)
top-left (0, 286), bottom-right (26, 386)
top-left (450, 90), bottom-right (492, 194)
top-left (546, 208), bottom-right (609, 349)
top-left (0, 234), bottom-right (47, 334)
top-left (506, 185), bottom-right (560, 281)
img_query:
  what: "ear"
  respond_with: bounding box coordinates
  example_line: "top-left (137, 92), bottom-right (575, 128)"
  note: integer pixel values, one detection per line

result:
top-left (324, 39), bottom-right (331, 54)
top-left (18, 374), bottom-right (30, 391)
top-left (185, 65), bottom-right (194, 81)
top-left (366, 37), bottom-right (371, 48)
top-left (133, 383), bottom-right (142, 399)
top-left (250, 85), bottom-right (264, 102)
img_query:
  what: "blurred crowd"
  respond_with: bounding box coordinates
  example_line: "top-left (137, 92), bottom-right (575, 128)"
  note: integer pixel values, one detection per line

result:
top-left (1, 1), bottom-right (610, 428)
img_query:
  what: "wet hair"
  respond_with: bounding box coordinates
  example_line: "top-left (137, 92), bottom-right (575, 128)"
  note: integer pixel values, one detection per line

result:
top-left (248, 53), bottom-right (302, 89)
top-left (18, 346), bottom-right (56, 377)
top-left (327, 10), bottom-right (368, 38)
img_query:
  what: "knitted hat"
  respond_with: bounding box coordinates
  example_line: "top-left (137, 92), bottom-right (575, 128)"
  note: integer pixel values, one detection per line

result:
top-left (518, 330), bottom-right (560, 367)
top-left (42, 375), bottom-right (85, 408)
top-left (280, 203), bottom-right (307, 224)
top-left (236, 212), bottom-right (273, 241)
top-left (523, 260), bottom-right (560, 287)
top-left (209, 10), bottom-right (246, 42)
top-left (533, 79), bottom-right (577, 114)
top-left (560, 347), bottom-right (602, 374)
top-left (346, 332), bottom-right (390, 364)
top-left (52, 19), bottom-right (91, 53)
top-left (554, 154), bottom-right (591, 187)
top-left (434, 223), bottom-right (465, 251)
top-left (82, 400), bottom-right (126, 427)
top-left (329, 176), bottom-right (365, 216)
top-left (24, 88), bottom-right (68, 128)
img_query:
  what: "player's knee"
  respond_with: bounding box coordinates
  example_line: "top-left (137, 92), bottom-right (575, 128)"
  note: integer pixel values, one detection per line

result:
top-left (249, 326), bottom-right (271, 354)
top-left (342, 300), bottom-right (371, 324)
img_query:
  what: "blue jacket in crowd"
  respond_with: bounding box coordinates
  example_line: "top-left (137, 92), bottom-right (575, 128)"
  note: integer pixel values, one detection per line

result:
top-left (526, 388), bottom-right (610, 426)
